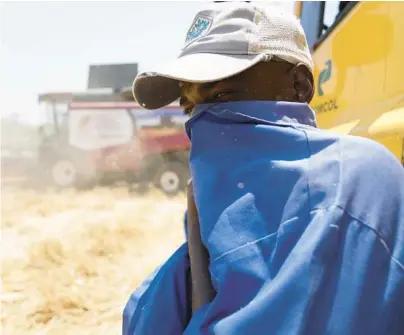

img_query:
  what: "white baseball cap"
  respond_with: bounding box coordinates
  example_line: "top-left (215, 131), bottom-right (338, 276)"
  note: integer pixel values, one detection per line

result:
top-left (133, 2), bottom-right (313, 110)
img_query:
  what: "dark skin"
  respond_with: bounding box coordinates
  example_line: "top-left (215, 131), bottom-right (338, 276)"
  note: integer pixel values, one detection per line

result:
top-left (183, 60), bottom-right (315, 314)
top-left (179, 60), bottom-right (314, 115)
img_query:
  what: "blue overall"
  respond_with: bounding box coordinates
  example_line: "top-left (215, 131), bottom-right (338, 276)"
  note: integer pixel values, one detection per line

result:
top-left (123, 101), bottom-right (404, 335)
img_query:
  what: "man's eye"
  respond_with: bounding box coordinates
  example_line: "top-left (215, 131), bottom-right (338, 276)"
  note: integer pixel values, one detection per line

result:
top-left (214, 92), bottom-right (228, 99)
top-left (213, 91), bottom-right (235, 100)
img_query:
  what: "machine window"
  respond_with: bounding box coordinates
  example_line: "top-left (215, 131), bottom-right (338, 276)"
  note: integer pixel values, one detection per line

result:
top-left (299, 1), bottom-right (357, 50)
top-left (316, 1), bottom-right (357, 47)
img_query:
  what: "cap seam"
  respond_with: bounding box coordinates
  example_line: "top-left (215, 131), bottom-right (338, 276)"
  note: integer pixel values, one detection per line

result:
top-left (181, 50), bottom-right (262, 57)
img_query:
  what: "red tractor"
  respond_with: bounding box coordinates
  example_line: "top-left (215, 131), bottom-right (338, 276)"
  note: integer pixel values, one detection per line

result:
top-left (37, 91), bottom-right (190, 195)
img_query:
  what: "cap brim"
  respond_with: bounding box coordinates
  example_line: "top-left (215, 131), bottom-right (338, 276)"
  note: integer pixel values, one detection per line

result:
top-left (132, 53), bottom-right (266, 110)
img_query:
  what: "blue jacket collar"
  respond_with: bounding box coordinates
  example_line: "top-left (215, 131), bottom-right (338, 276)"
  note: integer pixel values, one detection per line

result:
top-left (187, 101), bottom-right (317, 130)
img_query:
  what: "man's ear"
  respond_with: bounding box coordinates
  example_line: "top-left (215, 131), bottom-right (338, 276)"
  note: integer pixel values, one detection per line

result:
top-left (293, 64), bottom-right (314, 103)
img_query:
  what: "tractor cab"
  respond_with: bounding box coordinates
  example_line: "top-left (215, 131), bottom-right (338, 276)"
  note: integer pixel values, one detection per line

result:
top-left (36, 90), bottom-right (190, 194)
top-left (38, 90), bottom-right (126, 138)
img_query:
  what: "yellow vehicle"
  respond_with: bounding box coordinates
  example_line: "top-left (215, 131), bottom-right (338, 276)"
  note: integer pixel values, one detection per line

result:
top-left (295, 1), bottom-right (404, 165)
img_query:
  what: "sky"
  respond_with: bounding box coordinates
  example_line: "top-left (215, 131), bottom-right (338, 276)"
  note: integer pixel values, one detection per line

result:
top-left (0, 1), bottom-right (295, 124)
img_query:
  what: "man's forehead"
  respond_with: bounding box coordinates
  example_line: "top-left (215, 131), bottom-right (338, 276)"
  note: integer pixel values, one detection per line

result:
top-left (181, 81), bottom-right (221, 91)
top-left (180, 61), bottom-right (294, 93)
top-left (179, 68), bottom-right (253, 104)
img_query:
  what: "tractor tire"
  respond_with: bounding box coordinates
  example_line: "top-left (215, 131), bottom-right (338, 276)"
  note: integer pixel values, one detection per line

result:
top-left (44, 156), bottom-right (98, 189)
top-left (154, 160), bottom-right (189, 196)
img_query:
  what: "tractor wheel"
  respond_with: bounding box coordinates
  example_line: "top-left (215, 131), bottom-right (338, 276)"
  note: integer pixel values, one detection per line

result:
top-left (154, 160), bottom-right (189, 196)
top-left (50, 158), bottom-right (78, 188)
top-left (45, 157), bottom-right (98, 189)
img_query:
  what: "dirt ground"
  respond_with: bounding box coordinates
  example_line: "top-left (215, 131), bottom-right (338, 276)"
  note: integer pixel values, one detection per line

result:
top-left (1, 180), bottom-right (186, 334)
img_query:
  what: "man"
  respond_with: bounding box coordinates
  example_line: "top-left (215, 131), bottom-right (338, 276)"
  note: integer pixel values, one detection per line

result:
top-left (123, 3), bottom-right (404, 335)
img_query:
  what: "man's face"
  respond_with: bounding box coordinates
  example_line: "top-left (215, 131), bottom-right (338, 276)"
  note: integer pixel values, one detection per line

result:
top-left (179, 61), bottom-right (297, 115)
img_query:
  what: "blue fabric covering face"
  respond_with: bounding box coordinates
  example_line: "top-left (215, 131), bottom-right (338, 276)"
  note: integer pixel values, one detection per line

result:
top-left (123, 101), bottom-right (404, 335)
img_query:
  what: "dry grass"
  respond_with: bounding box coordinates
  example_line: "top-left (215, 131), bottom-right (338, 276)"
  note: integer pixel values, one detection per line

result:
top-left (1, 183), bottom-right (186, 334)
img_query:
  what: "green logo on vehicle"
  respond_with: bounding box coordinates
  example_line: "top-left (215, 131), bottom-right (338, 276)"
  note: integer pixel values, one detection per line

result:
top-left (318, 60), bottom-right (332, 97)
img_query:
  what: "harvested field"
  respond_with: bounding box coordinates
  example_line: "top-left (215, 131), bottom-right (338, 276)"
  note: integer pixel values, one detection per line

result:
top-left (1, 183), bottom-right (186, 334)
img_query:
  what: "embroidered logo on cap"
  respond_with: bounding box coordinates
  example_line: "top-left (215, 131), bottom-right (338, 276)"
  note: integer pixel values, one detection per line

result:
top-left (185, 14), bottom-right (213, 43)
